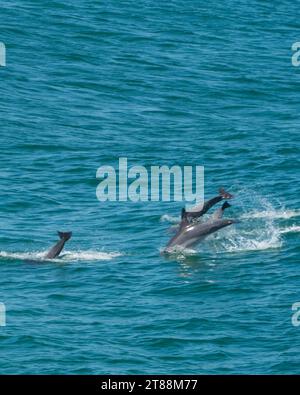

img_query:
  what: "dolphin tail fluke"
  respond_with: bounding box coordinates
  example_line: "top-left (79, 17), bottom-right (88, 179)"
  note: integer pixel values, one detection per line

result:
top-left (212, 201), bottom-right (231, 220)
top-left (219, 188), bottom-right (234, 199)
top-left (58, 231), bottom-right (72, 241)
top-left (222, 201), bottom-right (231, 210)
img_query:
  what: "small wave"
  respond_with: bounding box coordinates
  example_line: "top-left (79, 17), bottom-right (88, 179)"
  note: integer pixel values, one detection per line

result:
top-left (279, 225), bottom-right (300, 234)
top-left (0, 250), bottom-right (123, 262)
top-left (241, 209), bottom-right (300, 220)
top-left (160, 214), bottom-right (180, 224)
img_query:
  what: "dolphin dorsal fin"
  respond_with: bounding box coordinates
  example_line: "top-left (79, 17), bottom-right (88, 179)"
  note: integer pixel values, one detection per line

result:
top-left (179, 208), bottom-right (189, 229)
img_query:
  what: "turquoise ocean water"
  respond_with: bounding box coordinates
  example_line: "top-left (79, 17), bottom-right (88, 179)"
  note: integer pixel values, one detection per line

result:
top-left (0, 0), bottom-right (300, 374)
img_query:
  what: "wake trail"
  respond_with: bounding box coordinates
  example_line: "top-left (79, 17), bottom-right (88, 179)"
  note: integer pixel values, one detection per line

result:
top-left (0, 250), bottom-right (123, 263)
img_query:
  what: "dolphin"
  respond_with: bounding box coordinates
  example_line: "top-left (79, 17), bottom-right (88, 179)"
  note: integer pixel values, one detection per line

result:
top-left (184, 188), bottom-right (234, 221)
top-left (45, 231), bottom-right (72, 259)
top-left (164, 218), bottom-right (236, 253)
top-left (167, 199), bottom-right (232, 236)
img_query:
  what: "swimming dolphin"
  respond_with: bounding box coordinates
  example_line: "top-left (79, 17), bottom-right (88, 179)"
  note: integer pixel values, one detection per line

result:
top-left (164, 218), bottom-right (236, 253)
top-left (45, 231), bottom-right (72, 259)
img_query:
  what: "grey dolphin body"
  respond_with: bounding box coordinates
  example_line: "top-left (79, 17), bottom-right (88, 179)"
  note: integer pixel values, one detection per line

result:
top-left (45, 231), bottom-right (72, 259)
top-left (164, 218), bottom-right (236, 252)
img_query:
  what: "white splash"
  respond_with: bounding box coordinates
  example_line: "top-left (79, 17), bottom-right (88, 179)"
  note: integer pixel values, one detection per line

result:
top-left (159, 245), bottom-right (198, 258)
top-left (216, 229), bottom-right (282, 253)
top-left (205, 211), bottom-right (283, 253)
top-left (59, 250), bottom-right (122, 261)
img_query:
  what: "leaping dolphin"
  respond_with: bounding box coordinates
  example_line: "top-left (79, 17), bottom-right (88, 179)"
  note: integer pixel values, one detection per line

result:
top-left (164, 218), bottom-right (236, 253)
top-left (45, 231), bottom-right (72, 259)
top-left (163, 187), bottom-right (236, 253)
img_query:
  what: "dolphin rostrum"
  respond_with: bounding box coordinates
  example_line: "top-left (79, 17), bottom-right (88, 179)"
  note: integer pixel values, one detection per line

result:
top-left (164, 218), bottom-right (236, 253)
top-left (45, 231), bottom-right (72, 259)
